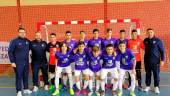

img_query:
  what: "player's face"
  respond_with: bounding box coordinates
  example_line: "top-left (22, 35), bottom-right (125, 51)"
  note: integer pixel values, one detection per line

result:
top-left (50, 35), bottom-right (56, 42)
top-left (119, 44), bottom-right (126, 53)
top-left (131, 32), bottom-right (137, 39)
top-left (107, 30), bottom-right (112, 37)
top-left (147, 30), bottom-right (155, 39)
top-left (120, 32), bottom-right (125, 39)
top-left (18, 29), bottom-right (26, 38)
top-left (93, 31), bottom-right (99, 38)
top-left (80, 32), bottom-right (85, 39)
top-left (35, 32), bottom-right (42, 41)
top-left (92, 51), bottom-right (100, 57)
top-left (66, 33), bottom-right (72, 40)
top-left (106, 47), bottom-right (114, 55)
top-left (61, 43), bottom-right (67, 52)
top-left (78, 44), bottom-right (85, 52)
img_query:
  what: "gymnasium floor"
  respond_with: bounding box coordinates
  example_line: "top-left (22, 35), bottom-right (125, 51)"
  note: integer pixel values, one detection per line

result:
top-left (0, 72), bottom-right (169, 96)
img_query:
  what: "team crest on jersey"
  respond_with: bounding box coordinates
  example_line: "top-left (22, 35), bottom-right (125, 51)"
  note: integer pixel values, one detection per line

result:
top-left (79, 58), bottom-right (83, 62)
top-left (153, 41), bottom-right (156, 44)
top-left (26, 41), bottom-right (29, 45)
top-left (108, 60), bottom-right (112, 64)
top-left (42, 44), bottom-right (44, 47)
top-left (125, 55), bottom-right (128, 58)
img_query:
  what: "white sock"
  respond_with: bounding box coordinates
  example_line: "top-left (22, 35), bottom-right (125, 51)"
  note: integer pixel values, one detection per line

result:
top-left (63, 75), bottom-right (68, 86)
top-left (112, 79), bottom-right (118, 91)
top-left (101, 80), bottom-right (105, 91)
top-left (76, 81), bottom-right (81, 90)
top-left (130, 74), bottom-right (136, 92)
top-left (83, 80), bottom-right (89, 89)
top-left (55, 77), bottom-right (59, 89)
top-left (96, 80), bottom-right (100, 91)
top-left (89, 79), bottom-right (93, 91)
top-left (68, 74), bottom-right (73, 89)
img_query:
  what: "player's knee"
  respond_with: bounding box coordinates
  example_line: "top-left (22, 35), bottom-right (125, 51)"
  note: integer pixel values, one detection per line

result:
top-left (96, 76), bottom-right (100, 80)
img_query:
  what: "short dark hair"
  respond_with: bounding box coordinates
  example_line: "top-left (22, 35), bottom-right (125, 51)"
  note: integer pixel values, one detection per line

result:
top-left (18, 27), bottom-right (25, 32)
top-left (93, 29), bottom-right (99, 33)
top-left (77, 41), bottom-right (85, 46)
top-left (120, 29), bottom-right (126, 33)
top-left (59, 42), bottom-right (69, 51)
top-left (119, 41), bottom-right (126, 45)
top-left (106, 28), bottom-right (112, 32)
top-left (147, 28), bottom-right (154, 31)
top-left (80, 31), bottom-right (85, 34)
top-left (50, 33), bottom-right (56, 36)
top-left (131, 29), bottom-right (137, 33)
top-left (66, 31), bottom-right (71, 34)
top-left (106, 44), bottom-right (114, 48)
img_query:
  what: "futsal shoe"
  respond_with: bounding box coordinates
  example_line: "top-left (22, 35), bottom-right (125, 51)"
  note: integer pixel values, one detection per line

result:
top-left (69, 88), bottom-right (75, 96)
top-left (144, 86), bottom-right (150, 92)
top-left (118, 90), bottom-right (122, 96)
top-left (23, 89), bottom-right (32, 94)
top-left (88, 91), bottom-right (93, 96)
top-left (17, 91), bottom-right (22, 96)
top-left (49, 85), bottom-right (55, 91)
top-left (81, 89), bottom-right (88, 95)
top-left (52, 89), bottom-right (59, 96)
top-left (154, 87), bottom-right (160, 94)
top-left (130, 91), bottom-right (136, 96)
top-left (33, 86), bottom-right (38, 92)
top-left (95, 91), bottom-right (100, 96)
top-left (75, 90), bottom-right (81, 96)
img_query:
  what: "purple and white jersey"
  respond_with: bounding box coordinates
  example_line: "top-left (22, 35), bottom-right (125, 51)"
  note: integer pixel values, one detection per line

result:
top-left (64, 39), bottom-right (76, 51)
top-left (73, 51), bottom-right (88, 70)
top-left (55, 51), bottom-right (72, 67)
top-left (88, 52), bottom-right (102, 72)
top-left (115, 38), bottom-right (128, 48)
top-left (116, 48), bottom-right (135, 70)
top-left (102, 52), bottom-right (117, 69)
top-left (88, 37), bottom-right (103, 49)
top-left (76, 39), bottom-right (89, 48)
top-left (102, 37), bottom-right (117, 49)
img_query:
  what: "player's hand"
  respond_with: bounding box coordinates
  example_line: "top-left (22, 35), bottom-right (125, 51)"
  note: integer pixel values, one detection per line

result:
top-left (160, 61), bottom-right (164, 67)
top-left (11, 63), bottom-right (16, 68)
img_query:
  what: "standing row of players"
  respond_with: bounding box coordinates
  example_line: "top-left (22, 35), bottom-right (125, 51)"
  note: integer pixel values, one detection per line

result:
top-left (8, 28), bottom-right (164, 96)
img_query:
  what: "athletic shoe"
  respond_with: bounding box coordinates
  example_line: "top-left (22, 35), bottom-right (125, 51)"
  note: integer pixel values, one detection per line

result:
top-left (95, 91), bottom-right (100, 96)
top-left (69, 88), bottom-right (74, 95)
top-left (154, 87), bottom-right (160, 94)
top-left (75, 90), bottom-right (81, 96)
top-left (118, 90), bottom-right (122, 96)
top-left (144, 86), bottom-right (150, 92)
top-left (33, 86), bottom-right (38, 92)
top-left (52, 89), bottom-right (59, 96)
top-left (23, 89), bottom-right (32, 94)
top-left (81, 89), bottom-right (88, 95)
top-left (130, 91), bottom-right (136, 96)
top-left (17, 91), bottom-right (22, 96)
top-left (88, 91), bottom-right (93, 96)
top-left (44, 85), bottom-right (48, 91)
top-left (49, 85), bottom-right (55, 91)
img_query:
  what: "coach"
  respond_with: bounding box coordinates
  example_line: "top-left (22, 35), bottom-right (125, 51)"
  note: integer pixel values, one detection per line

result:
top-left (143, 28), bottom-right (164, 94)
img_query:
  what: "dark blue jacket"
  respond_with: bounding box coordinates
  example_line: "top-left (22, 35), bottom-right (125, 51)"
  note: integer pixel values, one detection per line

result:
top-left (143, 37), bottom-right (164, 64)
top-left (30, 40), bottom-right (48, 63)
top-left (8, 37), bottom-right (30, 65)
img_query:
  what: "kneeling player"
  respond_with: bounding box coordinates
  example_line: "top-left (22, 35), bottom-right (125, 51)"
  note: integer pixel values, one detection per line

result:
top-left (100, 44), bottom-right (119, 96)
top-left (117, 41), bottom-right (136, 96)
top-left (88, 46), bottom-right (102, 96)
top-left (52, 42), bottom-right (74, 96)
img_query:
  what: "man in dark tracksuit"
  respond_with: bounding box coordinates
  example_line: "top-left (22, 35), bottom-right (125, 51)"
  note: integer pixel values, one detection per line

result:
top-left (143, 28), bottom-right (164, 94)
top-left (8, 28), bottom-right (32, 96)
top-left (30, 32), bottom-right (49, 92)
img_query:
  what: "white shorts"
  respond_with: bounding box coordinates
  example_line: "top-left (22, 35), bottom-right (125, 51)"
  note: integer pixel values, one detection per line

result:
top-left (100, 67), bottom-right (118, 80)
top-left (55, 65), bottom-right (72, 77)
top-left (89, 70), bottom-right (101, 77)
top-left (119, 68), bottom-right (135, 79)
top-left (74, 68), bottom-right (90, 76)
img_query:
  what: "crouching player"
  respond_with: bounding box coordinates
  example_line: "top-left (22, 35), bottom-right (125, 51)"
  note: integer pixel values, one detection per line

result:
top-left (100, 44), bottom-right (119, 96)
top-left (52, 42), bottom-right (74, 96)
top-left (117, 41), bottom-right (136, 96)
top-left (72, 41), bottom-right (90, 96)
top-left (88, 46), bottom-right (102, 96)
